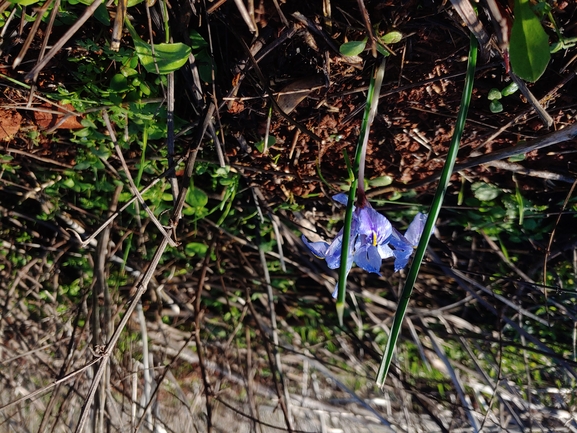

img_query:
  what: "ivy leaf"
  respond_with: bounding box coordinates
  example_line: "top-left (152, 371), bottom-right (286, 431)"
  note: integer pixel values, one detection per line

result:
top-left (509, 0), bottom-right (550, 82)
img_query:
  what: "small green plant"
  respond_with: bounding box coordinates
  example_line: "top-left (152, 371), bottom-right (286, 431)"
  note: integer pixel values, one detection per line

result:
top-left (339, 28), bottom-right (403, 57)
top-left (487, 81), bottom-right (519, 113)
top-left (456, 181), bottom-right (551, 246)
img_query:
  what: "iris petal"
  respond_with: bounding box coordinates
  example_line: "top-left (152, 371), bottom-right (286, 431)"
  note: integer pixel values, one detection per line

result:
top-left (325, 232), bottom-right (344, 269)
top-left (393, 248), bottom-right (412, 271)
top-left (405, 213), bottom-right (427, 246)
top-left (332, 193), bottom-right (350, 206)
top-left (354, 245), bottom-right (382, 274)
top-left (301, 235), bottom-right (330, 258)
top-left (378, 244), bottom-right (394, 259)
top-left (356, 207), bottom-right (392, 243)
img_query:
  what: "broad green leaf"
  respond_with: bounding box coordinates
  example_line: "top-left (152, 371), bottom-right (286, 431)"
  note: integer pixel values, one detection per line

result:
top-left (490, 100), bottom-right (503, 113)
top-left (185, 242), bottom-right (208, 258)
top-left (7, 0), bottom-right (40, 6)
top-left (139, 81), bottom-right (151, 95)
top-left (121, 66), bottom-right (138, 77)
top-left (94, 2), bottom-right (110, 25)
top-left (381, 31), bottom-right (402, 44)
top-left (368, 175), bottom-right (393, 188)
top-left (509, 0), bottom-right (550, 82)
top-left (508, 153), bottom-right (526, 162)
top-left (501, 81), bottom-right (519, 96)
top-left (110, 74), bottom-right (129, 92)
top-left (255, 136), bottom-right (276, 153)
top-left (125, 20), bottom-right (191, 74)
top-left (186, 186), bottom-right (208, 208)
top-left (92, 147), bottom-right (111, 160)
top-left (62, 178), bottom-right (75, 188)
top-left (339, 39), bottom-right (367, 56)
top-left (190, 30), bottom-right (209, 50)
top-left (472, 182), bottom-right (501, 201)
top-left (487, 88), bottom-right (502, 100)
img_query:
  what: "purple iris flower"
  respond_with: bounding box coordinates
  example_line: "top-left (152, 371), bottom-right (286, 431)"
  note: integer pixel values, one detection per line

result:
top-left (302, 194), bottom-right (427, 297)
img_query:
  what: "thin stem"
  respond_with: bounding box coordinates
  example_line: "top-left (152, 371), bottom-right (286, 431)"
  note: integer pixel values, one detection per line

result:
top-left (335, 58), bottom-right (386, 325)
top-left (357, 58), bottom-right (386, 203)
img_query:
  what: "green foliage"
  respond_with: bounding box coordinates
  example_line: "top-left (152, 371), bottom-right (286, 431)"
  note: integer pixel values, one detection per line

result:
top-left (0, 154), bottom-right (18, 173)
top-left (339, 28), bottom-right (403, 57)
top-left (254, 136), bottom-right (276, 153)
top-left (381, 30), bottom-right (402, 44)
top-left (125, 20), bottom-right (191, 75)
top-left (459, 182), bottom-right (550, 243)
top-left (487, 82), bottom-right (518, 113)
top-left (189, 30), bottom-right (214, 83)
top-left (65, 39), bottom-right (166, 103)
top-left (501, 81), bottom-right (519, 96)
top-left (340, 39), bottom-right (367, 57)
top-left (509, 0), bottom-right (551, 82)
top-left (6, 0), bottom-right (40, 6)
top-left (185, 242), bottom-right (208, 258)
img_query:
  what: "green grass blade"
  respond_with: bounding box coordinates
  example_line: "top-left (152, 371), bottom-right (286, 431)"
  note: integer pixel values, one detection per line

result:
top-left (375, 35), bottom-right (478, 387)
top-left (336, 58), bottom-right (386, 326)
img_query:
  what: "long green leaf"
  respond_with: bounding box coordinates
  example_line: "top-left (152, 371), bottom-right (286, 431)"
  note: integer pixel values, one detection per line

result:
top-left (375, 35), bottom-right (478, 387)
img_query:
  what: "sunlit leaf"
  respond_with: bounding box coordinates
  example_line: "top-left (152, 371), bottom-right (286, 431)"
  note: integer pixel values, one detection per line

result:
top-left (472, 182), bottom-right (501, 201)
top-left (255, 136), bottom-right (276, 153)
top-left (190, 30), bottom-right (209, 50)
top-left (186, 186), bottom-right (208, 208)
top-left (509, 0), bottom-right (550, 82)
top-left (381, 30), bottom-right (402, 44)
top-left (185, 242), bottom-right (208, 258)
top-left (7, 0), bottom-right (41, 5)
top-left (488, 88), bottom-right (502, 100)
top-left (376, 44), bottom-right (390, 57)
top-left (508, 153), bottom-right (526, 162)
top-left (368, 175), bottom-right (393, 188)
top-left (490, 100), bottom-right (503, 113)
top-left (501, 81), bottom-right (519, 96)
top-left (125, 20), bottom-right (191, 74)
top-left (339, 39), bottom-right (367, 56)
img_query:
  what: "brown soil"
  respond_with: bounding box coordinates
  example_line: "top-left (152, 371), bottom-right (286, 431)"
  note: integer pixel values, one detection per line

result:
top-left (214, 0), bottom-right (577, 209)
